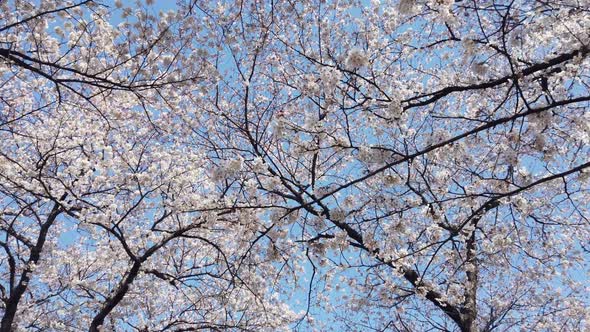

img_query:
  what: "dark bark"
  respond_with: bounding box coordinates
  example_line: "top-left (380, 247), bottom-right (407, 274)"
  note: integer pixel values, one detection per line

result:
top-left (0, 204), bottom-right (61, 332)
top-left (88, 261), bottom-right (142, 332)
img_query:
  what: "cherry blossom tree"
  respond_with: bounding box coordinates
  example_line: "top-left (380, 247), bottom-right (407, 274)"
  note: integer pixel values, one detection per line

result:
top-left (2, 0), bottom-right (590, 331)
top-left (184, 0), bottom-right (590, 331)
top-left (1, 1), bottom-right (293, 331)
